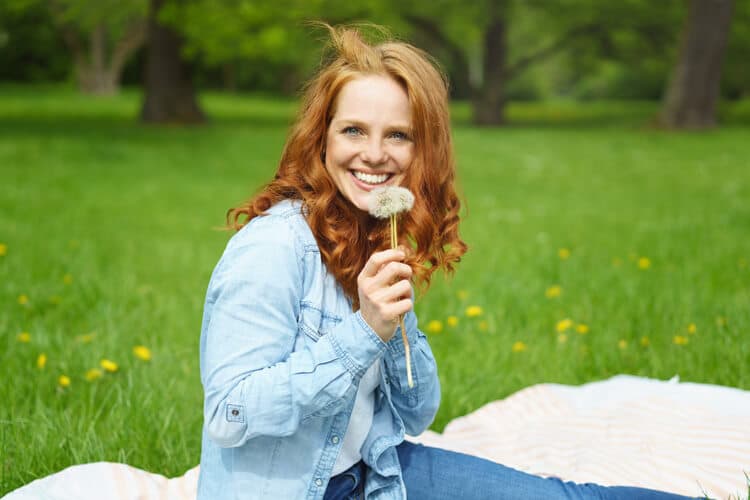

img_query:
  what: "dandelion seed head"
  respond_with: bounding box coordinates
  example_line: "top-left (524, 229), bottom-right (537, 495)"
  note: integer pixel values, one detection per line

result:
top-left (368, 187), bottom-right (414, 219)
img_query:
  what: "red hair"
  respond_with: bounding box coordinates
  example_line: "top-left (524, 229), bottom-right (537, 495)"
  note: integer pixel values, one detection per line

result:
top-left (228, 25), bottom-right (467, 308)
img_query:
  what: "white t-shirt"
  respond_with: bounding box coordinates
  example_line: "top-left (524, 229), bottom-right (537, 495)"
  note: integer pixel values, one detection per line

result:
top-left (331, 361), bottom-right (382, 475)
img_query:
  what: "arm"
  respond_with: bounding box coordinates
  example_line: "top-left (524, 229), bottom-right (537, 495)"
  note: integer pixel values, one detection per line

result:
top-left (200, 215), bottom-right (386, 448)
top-left (383, 310), bottom-right (441, 436)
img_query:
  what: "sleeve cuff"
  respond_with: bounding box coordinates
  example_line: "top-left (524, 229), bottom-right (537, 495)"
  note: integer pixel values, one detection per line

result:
top-left (326, 311), bottom-right (387, 378)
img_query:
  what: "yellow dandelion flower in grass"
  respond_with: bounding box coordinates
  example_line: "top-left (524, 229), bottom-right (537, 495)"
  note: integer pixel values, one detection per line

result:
top-left (133, 345), bottom-right (152, 361)
top-left (62, 274), bottom-right (73, 285)
top-left (58, 375), bottom-right (71, 388)
top-left (511, 341), bottom-right (527, 353)
top-left (576, 324), bottom-right (589, 334)
top-left (555, 318), bottom-right (573, 332)
top-left (640, 336), bottom-right (650, 347)
top-left (446, 316), bottom-right (459, 327)
top-left (100, 359), bottom-right (118, 373)
top-left (673, 335), bottom-right (689, 346)
top-left (558, 248), bottom-right (570, 260)
top-left (85, 368), bottom-right (103, 381)
top-left (687, 323), bottom-right (697, 334)
top-left (545, 285), bottom-right (562, 298)
top-left (618, 339), bottom-right (628, 350)
top-left (479, 321), bottom-right (488, 331)
top-left (17, 332), bottom-right (31, 342)
top-left (426, 320), bottom-right (443, 334)
top-left (76, 332), bottom-right (96, 343)
top-left (0, 243), bottom-right (7, 256)
top-left (18, 294), bottom-right (29, 305)
top-left (457, 290), bottom-right (468, 301)
top-left (637, 257), bottom-right (651, 270)
top-left (558, 333), bottom-right (568, 343)
top-left (465, 305), bottom-right (483, 318)
top-left (37, 353), bottom-right (47, 369)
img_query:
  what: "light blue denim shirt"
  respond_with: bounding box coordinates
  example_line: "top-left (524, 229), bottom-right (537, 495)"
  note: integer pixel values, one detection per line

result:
top-left (197, 199), bottom-right (441, 500)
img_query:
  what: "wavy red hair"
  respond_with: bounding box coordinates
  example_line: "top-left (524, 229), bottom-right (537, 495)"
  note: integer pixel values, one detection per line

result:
top-left (228, 24), bottom-right (467, 308)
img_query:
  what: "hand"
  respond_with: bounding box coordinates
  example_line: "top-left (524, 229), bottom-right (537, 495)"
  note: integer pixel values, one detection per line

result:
top-left (357, 248), bottom-right (413, 342)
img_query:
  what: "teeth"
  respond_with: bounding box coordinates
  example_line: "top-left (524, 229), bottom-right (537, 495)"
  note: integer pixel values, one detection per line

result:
top-left (353, 171), bottom-right (389, 184)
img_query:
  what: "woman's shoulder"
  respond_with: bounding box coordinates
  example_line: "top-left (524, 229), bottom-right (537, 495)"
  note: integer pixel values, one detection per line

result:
top-left (229, 199), bottom-right (315, 252)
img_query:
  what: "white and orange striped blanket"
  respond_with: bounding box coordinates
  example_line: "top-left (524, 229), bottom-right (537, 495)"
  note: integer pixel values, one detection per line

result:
top-left (4, 375), bottom-right (749, 499)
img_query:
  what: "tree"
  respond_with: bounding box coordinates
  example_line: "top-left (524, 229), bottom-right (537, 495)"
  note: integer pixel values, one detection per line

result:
top-left (140, 0), bottom-right (205, 124)
top-left (4, 0), bottom-right (148, 94)
top-left (658, 0), bottom-right (735, 129)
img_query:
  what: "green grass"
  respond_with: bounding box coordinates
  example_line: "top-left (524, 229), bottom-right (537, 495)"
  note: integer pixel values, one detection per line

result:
top-left (1, 85), bottom-right (749, 496)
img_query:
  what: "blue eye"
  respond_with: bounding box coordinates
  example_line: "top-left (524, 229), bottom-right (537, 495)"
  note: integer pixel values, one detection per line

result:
top-left (342, 126), bottom-right (361, 136)
top-left (390, 131), bottom-right (409, 141)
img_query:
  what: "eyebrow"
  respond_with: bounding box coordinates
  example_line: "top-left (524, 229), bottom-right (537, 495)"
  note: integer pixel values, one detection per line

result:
top-left (332, 119), bottom-right (412, 132)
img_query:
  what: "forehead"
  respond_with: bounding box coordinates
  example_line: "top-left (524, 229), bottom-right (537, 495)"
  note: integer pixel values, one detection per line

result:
top-left (332, 75), bottom-right (411, 124)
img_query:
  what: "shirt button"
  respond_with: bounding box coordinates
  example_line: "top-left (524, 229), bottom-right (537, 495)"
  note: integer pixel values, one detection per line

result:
top-left (315, 478), bottom-right (323, 487)
top-left (231, 409), bottom-right (239, 416)
top-left (331, 435), bottom-right (339, 444)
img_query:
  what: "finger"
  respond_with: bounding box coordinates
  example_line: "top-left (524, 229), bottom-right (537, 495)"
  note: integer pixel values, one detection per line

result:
top-left (377, 279), bottom-right (413, 304)
top-left (370, 262), bottom-right (412, 289)
top-left (360, 249), bottom-right (405, 278)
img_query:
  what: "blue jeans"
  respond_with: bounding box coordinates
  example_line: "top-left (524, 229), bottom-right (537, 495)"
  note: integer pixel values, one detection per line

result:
top-left (324, 441), bottom-right (703, 499)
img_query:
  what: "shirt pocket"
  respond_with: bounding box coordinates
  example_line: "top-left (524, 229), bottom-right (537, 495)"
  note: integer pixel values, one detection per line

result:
top-left (298, 302), bottom-right (343, 342)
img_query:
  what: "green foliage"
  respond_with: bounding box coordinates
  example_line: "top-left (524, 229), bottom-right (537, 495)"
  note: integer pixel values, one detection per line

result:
top-left (1, 86), bottom-right (749, 494)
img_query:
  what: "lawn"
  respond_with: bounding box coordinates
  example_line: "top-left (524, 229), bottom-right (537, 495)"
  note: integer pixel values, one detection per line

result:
top-left (1, 85), bottom-right (748, 495)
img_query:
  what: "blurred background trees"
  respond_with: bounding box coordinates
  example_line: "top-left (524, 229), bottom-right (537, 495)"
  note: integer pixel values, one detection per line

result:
top-left (0, 0), bottom-right (747, 127)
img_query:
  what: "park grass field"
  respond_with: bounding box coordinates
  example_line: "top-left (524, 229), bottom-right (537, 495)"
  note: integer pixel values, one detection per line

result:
top-left (1, 85), bottom-right (749, 495)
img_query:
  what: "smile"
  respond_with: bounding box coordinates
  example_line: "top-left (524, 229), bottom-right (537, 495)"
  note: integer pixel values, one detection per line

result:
top-left (352, 171), bottom-right (390, 185)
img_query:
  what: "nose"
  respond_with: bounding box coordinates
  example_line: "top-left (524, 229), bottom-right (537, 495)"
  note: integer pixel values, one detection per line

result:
top-left (360, 137), bottom-right (388, 166)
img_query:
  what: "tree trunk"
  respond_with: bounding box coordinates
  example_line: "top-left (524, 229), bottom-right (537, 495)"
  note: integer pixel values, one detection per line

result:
top-left (140, 0), bottom-right (205, 124)
top-left (472, 0), bottom-right (509, 126)
top-left (658, 0), bottom-right (734, 129)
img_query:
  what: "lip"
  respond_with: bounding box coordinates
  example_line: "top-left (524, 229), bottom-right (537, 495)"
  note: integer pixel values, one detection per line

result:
top-left (349, 170), bottom-right (393, 191)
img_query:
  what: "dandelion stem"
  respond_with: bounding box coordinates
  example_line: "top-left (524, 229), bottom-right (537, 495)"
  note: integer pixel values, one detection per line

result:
top-left (391, 213), bottom-right (414, 388)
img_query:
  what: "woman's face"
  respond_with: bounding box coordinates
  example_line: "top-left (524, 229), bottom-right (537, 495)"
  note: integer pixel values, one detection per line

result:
top-left (324, 75), bottom-right (414, 212)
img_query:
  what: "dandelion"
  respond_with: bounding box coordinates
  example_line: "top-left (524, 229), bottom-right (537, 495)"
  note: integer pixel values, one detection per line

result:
top-left (457, 290), bottom-right (468, 301)
top-left (368, 186), bottom-right (415, 388)
top-left (18, 294), bottom-right (29, 305)
top-left (511, 341), bottom-right (527, 353)
top-left (446, 316), bottom-right (459, 327)
top-left (63, 274), bottom-right (73, 285)
top-left (479, 320), bottom-right (488, 331)
top-left (85, 369), bottom-right (103, 381)
top-left (640, 336), bottom-right (651, 347)
top-left (0, 243), bottom-right (7, 256)
top-left (465, 305), bottom-right (483, 318)
top-left (576, 323), bottom-right (589, 334)
top-left (618, 339), bottom-right (628, 350)
top-left (100, 359), bottom-right (118, 373)
top-left (426, 320), bottom-right (443, 334)
top-left (687, 323), bottom-right (696, 334)
top-left (37, 353), bottom-right (47, 369)
top-left (558, 333), bottom-right (568, 343)
top-left (133, 345), bottom-right (152, 361)
top-left (17, 332), bottom-right (31, 342)
top-left (58, 375), bottom-right (71, 388)
top-left (558, 248), bottom-right (570, 260)
top-left (556, 318), bottom-right (573, 332)
top-left (637, 257), bottom-right (651, 270)
top-left (673, 335), bottom-right (689, 346)
top-left (545, 285), bottom-right (562, 298)
top-left (76, 332), bottom-right (96, 343)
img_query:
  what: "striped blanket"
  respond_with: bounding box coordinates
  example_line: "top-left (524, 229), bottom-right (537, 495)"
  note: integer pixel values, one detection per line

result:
top-left (5, 375), bottom-right (749, 499)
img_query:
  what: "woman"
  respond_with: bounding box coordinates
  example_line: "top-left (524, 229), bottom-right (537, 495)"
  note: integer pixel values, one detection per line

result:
top-left (197, 25), bottom-right (701, 500)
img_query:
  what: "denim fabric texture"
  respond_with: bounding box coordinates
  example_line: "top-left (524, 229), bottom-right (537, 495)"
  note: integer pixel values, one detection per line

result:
top-left (197, 200), bottom-right (441, 500)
